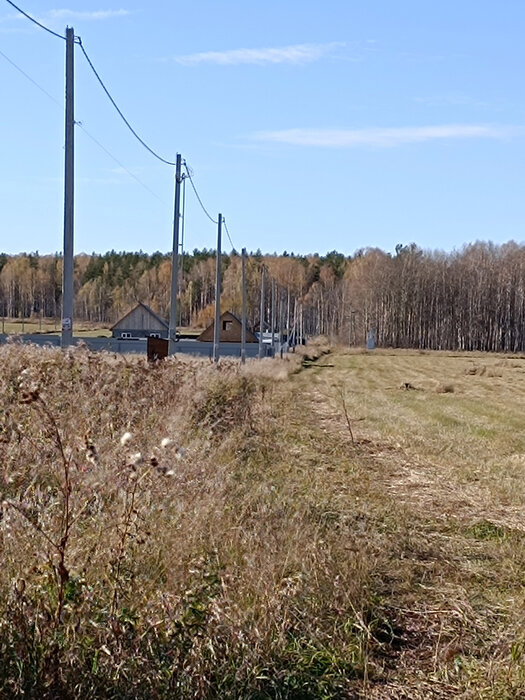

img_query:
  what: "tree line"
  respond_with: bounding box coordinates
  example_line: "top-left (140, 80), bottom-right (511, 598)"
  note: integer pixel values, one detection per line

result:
top-left (2, 241), bottom-right (525, 352)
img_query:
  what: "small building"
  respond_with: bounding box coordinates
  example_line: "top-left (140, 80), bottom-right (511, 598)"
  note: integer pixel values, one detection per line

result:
top-left (197, 311), bottom-right (258, 343)
top-left (111, 302), bottom-right (169, 339)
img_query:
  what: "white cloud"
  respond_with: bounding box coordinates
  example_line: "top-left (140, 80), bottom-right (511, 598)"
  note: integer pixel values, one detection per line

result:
top-left (0, 8), bottom-right (129, 35)
top-left (253, 125), bottom-right (519, 148)
top-left (1, 8), bottom-right (131, 25)
top-left (45, 8), bottom-right (130, 21)
top-left (174, 42), bottom-right (345, 66)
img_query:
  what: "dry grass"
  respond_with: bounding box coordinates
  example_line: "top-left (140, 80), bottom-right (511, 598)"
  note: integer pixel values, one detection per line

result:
top-left (0, 343), bottom-right (373, 698)
top-left (299, 347), bottom-right (525, 697)
top-left (1, 344), bottom-right (525, 698)
top-left (1, 318), bottom-right (111, 337)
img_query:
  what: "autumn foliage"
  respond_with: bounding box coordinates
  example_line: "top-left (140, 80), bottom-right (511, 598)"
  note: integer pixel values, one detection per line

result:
top-left (3, 241), bottom-right (525, 350)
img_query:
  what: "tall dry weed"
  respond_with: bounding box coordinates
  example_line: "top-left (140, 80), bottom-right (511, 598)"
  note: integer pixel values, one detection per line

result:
top-left (0, 345), bottom-right (385, 698)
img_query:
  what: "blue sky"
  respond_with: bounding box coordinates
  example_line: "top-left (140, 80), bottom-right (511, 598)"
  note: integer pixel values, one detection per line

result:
top-left (1, 0), bottom-right (524, 256)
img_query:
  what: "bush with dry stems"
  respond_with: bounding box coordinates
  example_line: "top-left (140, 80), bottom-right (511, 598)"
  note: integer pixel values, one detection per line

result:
top-left (0, 344), bottom-right (393, 699)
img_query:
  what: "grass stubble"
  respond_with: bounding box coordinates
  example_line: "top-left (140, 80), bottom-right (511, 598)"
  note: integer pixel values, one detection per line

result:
top-left (0, 341), bottom-right (524, 698)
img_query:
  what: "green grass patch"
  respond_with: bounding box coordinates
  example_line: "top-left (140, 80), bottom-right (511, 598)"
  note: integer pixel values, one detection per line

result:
top-left (467, 520), bottom-right (509, 541)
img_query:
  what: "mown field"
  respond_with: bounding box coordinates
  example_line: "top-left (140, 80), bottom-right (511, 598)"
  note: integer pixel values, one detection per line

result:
top-left (1, 344), bottom-right (524, 698)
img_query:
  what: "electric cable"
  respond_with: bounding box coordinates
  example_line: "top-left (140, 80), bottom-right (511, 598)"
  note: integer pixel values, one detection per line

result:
top-left (77, 37), bottom-right (176, 167)
top-left (3, 0), bottom-right (66, 40)
top-left (183, 161), bottom-right (218, 224)
top-left (76, 124), bottom-right (167, 203)
top-left (223, 219), bottom-right (236, 252)
top-left (0, 47), bottom-right (166, 203)
top-left (5, 2), bottom-right (177, 166)
top-left (0, 47), bottom-right (61, 106)
top-left (3, 1), bottom-right (243, 248)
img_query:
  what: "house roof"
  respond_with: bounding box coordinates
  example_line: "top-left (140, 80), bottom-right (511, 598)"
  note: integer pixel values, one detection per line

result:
top-left (221, 310), bottom-right (242, 324)
top-left (111, 302), bottom-right (169, 330)
top-left (199, 311), bottom-right (242, 332)
top-left (197, 310), bottom-right (258, 342)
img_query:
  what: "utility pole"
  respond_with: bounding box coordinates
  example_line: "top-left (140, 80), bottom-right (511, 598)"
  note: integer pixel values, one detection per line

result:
top-left (61, 26), bottom-right (74, 348)
top-left (299, 301), bottom-right (303, 346)
top-left (168, 153), bottom-right (182, 355)
top-left (258, 267), bottom-right (265, 359)
top-left (291, 297), bottom-right (297, 351)
top-left (271, 278), bottom-right (276, 357)
top-left (241, 248), bottom-right (247, 364)
top-left (213, 214), bottom-right (222, 363)
top-left (178, 176), bottom-right (186, 327)
top-left (286, 287), bottom-right (290, 348)
top-left (279, 289), bottom-right (284, 358)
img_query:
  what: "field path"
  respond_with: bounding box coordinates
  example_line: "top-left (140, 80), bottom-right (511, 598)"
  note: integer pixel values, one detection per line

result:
top-left (286, 349), bottom-right (525, 698)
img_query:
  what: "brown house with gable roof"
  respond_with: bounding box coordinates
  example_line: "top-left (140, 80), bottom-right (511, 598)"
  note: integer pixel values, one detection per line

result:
top-left (197, 311), bottom-right (258, 343)
top-left (111, 302), bottom-right (169, 339)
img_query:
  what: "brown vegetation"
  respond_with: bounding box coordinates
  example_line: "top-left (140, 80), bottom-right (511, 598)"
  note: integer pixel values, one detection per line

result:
top-left (1, 344), bottom-right (525, 698)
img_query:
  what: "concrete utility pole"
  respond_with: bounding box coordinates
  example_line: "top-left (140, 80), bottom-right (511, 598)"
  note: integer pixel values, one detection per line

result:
top-left (258, 266), bottom-right (265, 359)
top-left (168, 153), bottom-right (182, 355)
top-left (292, 297), bottom-right (297, 351)
top-left (213, 214), bottom-right (222, 363)
top-left (271, 278), bottom-right (276, 356)
top-left (61, 26), bottom-right (74, 348)
top-left (241, 248), bottom-right (247, 364)
top-left (178, 176), bottom-right (186, 327)
top-left (279, 289), bottom-right (284, 358)
top-left (286, 287), bottom-right (291, 347)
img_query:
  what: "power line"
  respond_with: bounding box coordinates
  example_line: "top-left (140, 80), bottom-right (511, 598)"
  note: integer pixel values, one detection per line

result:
top-left (76, 124), bottom-right (167, 203)
top-left (223, 219), bottom-right (236, 252)
top-left (183, 161), bottom-right (218, 224)
top-left (5, 2), bottom-right (177, 167)
top-left (4, 0), bottom-right (65, 40)
top-left (183, 161), bottom-right (238, 250)
top-left (76, 37), bottom-right (177, 167)
top-left (0, 47), bottom-right (61, 106)
top-left (3, 2), bottom-right (241, 244)
top-left (0, 46), bottom-right (165, 203)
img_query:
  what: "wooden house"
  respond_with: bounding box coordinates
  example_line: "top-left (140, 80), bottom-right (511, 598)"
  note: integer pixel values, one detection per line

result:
top-left (197, 311), bottom-right (258, 343)
top-left (111, 303), bottom-right (169, 339)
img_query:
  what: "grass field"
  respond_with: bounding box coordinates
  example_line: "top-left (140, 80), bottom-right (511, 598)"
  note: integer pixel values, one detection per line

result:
top-left (0, 319), bottom-right (112, 337)
top-left (295, 348), bottom-right (525, 697)
top-left (1, 344), bottom-right (524, 698)
top-left (0, 319), bottom-right (206, 338)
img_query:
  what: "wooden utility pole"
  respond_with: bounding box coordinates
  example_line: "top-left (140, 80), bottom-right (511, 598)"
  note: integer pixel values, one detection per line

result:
top-left (168, 153), bottom-right (182, 355)
top-left (258, 267), bottom-right (265, 359)
top-left (241, 247), bottom-right (247, 364)
top-left (213, 214), bottom-right (222, 363)
top-left (61, 26), bottom-right (74, 348)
